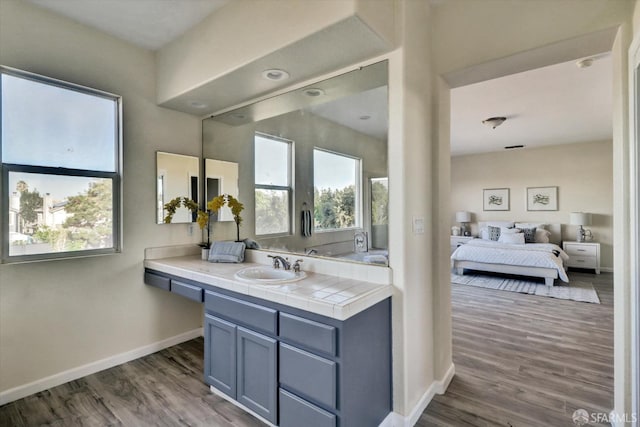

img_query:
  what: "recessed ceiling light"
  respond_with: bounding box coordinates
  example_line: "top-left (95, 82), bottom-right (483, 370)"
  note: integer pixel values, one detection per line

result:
top-left (189, 101), bottom-right (207, 109)
top-left (359, 115), bottom-right (371, 120)
top-left (303, 88), bottom-right (325, 97)
top-left (576, 58), bottom-right (594, 69)
top-left (482, 117), bottom-right (507, 129)
top-left (262, 69), bottom-right (290, 81)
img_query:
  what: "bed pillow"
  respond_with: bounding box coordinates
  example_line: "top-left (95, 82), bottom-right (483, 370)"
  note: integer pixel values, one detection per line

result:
top-left (498, 232), bottom-right (525, 244)
top-left (521, 227), bottom-right (536, 243)
top-left (515, 222), bottom-right (547, 230)
top-left (485, 221), bottom-right (515, 228)
top-left (500, 227), bottom-right (521, 234)
top-left (534, 228), bottom-right (551, 243)
top-left (488, 225), bottom-right (501, 241)
top-left (480, 221), bottom-right (515, 240)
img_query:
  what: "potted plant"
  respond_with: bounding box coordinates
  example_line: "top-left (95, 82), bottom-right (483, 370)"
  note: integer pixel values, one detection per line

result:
top-left (164, 194), bottom-right (244, 257)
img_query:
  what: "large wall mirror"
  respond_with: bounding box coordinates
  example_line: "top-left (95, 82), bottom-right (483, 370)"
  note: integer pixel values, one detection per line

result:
top-left (156, 152), bottom-right (200, 224)
top-left (203, 60), bottom-right (388, 265)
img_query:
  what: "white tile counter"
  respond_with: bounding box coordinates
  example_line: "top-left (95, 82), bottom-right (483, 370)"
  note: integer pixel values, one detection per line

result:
top-left (144, 252), bottom-right (393, 321)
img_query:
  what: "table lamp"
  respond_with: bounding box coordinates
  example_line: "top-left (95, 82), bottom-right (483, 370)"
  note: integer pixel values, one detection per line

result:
top-left (455, 211), bottom-right (472, 236)
top-left (570, 212), bottom-right (592, 242)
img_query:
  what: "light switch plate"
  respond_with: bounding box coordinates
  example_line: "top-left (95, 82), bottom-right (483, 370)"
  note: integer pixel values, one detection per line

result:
top-left (413, 216), bottom-right (425, 234)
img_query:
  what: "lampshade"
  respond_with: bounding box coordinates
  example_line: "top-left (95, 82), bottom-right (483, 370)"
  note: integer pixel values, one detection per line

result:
top-left (570, 212), bottom-right (592, 226)
top-left (455, 211), bottom-right (471, 223)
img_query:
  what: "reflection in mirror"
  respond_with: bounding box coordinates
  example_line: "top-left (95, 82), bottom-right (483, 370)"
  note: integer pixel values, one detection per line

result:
top-left (156, 152), bottom-right (199, 224)
top-left (205, 158), bottom-right (239, 222)
top-left (202, 61), bottom-right (388, 265)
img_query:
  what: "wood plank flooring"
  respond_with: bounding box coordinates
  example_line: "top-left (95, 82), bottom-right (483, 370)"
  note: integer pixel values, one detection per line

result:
top-left (0, 271), bottom-right (612, 427)
top-left (0, 339), bottom-right (263, 427)
top-left (419, 271), bottom-right (614, 427)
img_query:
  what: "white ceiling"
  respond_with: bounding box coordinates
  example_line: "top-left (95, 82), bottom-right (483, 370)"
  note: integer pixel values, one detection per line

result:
top-left (25, 0), bottom-right (613, 154)
top-left (450, 54), bottom-right (612, 156)
top-left (27, 0), bottom-right (229, 51)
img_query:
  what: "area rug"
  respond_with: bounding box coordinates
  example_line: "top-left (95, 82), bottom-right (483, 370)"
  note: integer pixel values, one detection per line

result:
top-left (451, 273), bottom-right (600, 304)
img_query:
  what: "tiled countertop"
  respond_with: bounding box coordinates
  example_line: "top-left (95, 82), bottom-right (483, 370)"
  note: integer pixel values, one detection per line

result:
top-left (144, 255), bottom-right (393, 321)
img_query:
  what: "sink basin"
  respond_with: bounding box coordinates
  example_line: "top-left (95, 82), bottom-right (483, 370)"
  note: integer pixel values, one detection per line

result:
top-left (234, 266), bottom-right (307, 284)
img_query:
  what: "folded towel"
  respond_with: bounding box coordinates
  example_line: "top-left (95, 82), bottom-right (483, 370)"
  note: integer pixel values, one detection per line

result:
top-left (243, 238), bottom-right (260, 249)
top-left (301, 209), bottom-right (312, 237)
top-left (208, 241), bottom-right (246, 263)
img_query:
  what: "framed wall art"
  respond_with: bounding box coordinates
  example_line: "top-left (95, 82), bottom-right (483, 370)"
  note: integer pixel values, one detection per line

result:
top-left (483, 188), bottom-right (510, 211)
top-left (527, 186), bottom-right (558, 211)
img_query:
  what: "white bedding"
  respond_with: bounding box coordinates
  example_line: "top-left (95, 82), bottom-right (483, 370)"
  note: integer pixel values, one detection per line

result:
top-left (451, 239), bottom-right (570, 282)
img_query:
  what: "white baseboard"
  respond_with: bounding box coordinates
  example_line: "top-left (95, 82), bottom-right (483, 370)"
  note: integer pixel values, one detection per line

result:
top-left (379, 363), bottom-right (456, 427)
top-left (0, 328), bottom-right (203, 406)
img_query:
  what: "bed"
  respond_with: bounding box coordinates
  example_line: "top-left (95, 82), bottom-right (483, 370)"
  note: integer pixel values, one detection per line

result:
top-left (451, 222), bottom-right (568, 287)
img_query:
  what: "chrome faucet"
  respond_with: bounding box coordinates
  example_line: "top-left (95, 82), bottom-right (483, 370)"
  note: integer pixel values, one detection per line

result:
top-left (293, 259), bottom-right (303, 273)
top-left (268, 255), bottom-right (291, 270)
top-left (305, 249), bottom-right (317, 255)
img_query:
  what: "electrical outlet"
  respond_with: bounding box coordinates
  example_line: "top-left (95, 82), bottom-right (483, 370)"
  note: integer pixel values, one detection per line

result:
top-left (188, 223), bottom-right (194, 236)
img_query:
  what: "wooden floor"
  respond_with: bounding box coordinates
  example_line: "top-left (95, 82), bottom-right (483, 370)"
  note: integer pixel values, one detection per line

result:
top-left (0, 271), bottom-right (612, 427)
top-left (419, 271), bottom-right (614, 427)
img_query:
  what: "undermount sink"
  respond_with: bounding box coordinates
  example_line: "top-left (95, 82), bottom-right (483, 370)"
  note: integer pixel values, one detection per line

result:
top-left (234, 266), bottom-right (307, 284)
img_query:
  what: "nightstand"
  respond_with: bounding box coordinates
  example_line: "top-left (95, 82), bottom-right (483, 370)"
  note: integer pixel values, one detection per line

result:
top-left (451, 236), bottom-right (474, 254)
top-left (563, 241), bottom-right (600, 274)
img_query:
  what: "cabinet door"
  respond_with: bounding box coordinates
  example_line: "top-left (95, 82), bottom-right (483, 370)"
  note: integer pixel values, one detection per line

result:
top-left (236, 327), bottom-right (278, 424)
top-left (204, 314), bottom-right (236, 398)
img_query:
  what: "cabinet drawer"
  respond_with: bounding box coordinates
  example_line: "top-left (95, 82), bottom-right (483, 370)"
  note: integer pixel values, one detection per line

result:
top-left (170, 280), bottom-right (203, 302)
top-left (279, 313), bottom-right (336, 357)
top-left (567, 256), bottom-right (597, 269)
top-left (144, 271), bottom-right (170, 291)
top-left (205, 291), bottom-right (277, 335)
top-left (279, 343), bottom-right (336, 410)
top-left (279, 389), bottom-right (336, 427)
top-left (564, 244), bottom-right (597, 257)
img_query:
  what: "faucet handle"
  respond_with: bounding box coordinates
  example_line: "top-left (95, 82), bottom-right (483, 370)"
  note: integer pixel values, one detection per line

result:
top-left (267, 254), bottom-right (280, 269)
top-left (293, 259), bottom-right (303, 273)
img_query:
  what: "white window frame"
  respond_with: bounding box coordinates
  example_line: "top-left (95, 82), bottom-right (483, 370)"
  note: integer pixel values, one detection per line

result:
top-left (254, 132), bottom-right (293, 237)
top-left (313, 148), bottom-right (362, 233)
top-left (0, 66), bottom-right (122, 263)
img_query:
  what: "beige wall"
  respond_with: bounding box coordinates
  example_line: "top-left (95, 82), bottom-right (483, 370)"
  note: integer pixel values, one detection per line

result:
top-left (0, 1), bottom-right (203, 394)
top-left (451, 141), bottom-right (614, 269)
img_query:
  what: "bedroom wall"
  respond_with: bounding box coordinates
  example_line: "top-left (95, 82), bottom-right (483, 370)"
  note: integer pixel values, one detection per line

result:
top-left (450, 140), bottom-right (614, 270)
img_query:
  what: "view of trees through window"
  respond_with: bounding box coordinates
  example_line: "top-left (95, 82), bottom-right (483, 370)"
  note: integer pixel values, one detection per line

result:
top-left (314, 149), bottom-right (360, 231)
top-left (8, 173), bottom-right (113, 256)
top-left (254, 133), bottom-right (291, 235)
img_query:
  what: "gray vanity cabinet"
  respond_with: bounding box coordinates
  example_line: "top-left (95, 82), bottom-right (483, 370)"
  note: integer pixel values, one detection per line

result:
top-left (204, 314), bottom-right (236, 397)
top-left (204, 291), bottom-right (278, 425)
top-left (145, 269), bottom-right (392, 426)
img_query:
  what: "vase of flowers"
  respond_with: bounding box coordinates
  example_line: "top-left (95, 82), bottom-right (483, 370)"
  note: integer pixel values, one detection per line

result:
top-left (164, 194), bottom-right (244, 249)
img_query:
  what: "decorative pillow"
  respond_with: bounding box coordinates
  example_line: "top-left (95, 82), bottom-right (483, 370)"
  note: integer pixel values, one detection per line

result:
top-left (534, 228), bottom-right (551, 243)
top-left (480, 228), bottom-right (489, 240)
top-left (488, 225), bottom-right (501, 241)
top-left (521, 227), bottom-right (536, 243)
top-left (498, 232), bottom-right (525, 244)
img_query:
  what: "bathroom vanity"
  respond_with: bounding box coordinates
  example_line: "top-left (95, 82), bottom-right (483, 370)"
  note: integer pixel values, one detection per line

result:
top-left (144, 248), bottom-right (393, 426)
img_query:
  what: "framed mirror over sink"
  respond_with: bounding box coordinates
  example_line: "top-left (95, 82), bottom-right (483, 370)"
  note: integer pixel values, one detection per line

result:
top-left (202, 60), bottom-right (389, 265)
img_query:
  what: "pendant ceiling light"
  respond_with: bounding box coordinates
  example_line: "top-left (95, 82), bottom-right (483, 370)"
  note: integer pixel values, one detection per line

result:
top-left (482, 116), bottom-right (507, 129)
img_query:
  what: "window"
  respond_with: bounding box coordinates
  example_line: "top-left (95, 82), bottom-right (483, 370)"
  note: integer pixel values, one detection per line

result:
top-left (313, 149), bottom-right (361, 231)
top-left (254, 133), bottom-right (291, 235)
top-left (1, 66), bottom-right (122, 262)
